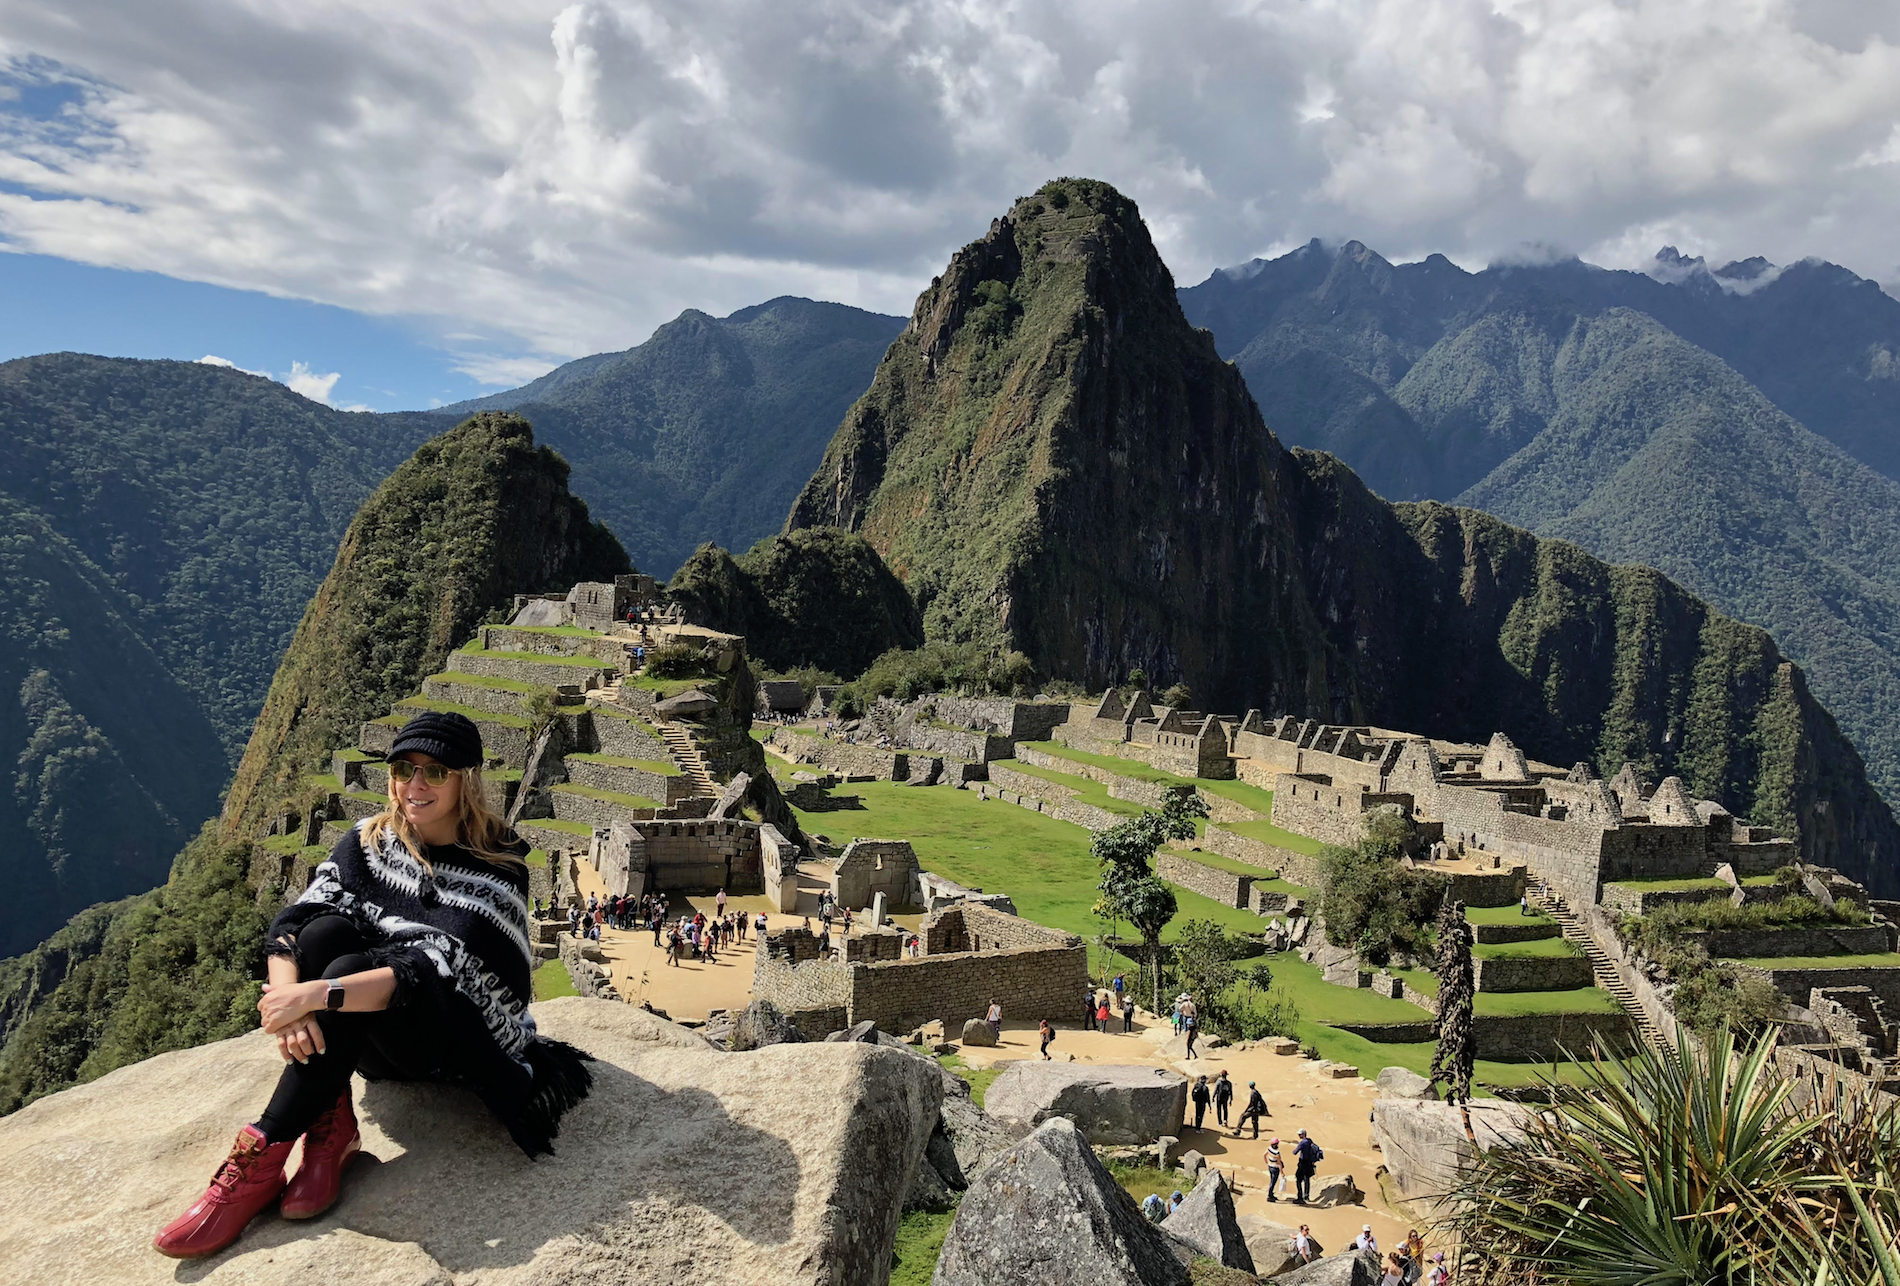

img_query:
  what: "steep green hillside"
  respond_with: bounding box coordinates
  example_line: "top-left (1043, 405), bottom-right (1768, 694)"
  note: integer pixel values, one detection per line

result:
top-left (0, 499), bottom-right (228, 955)
top-left (1179, 244), bottom-right (1900, 816)
top-left (444, 297), bottom-right (903, 578)
top-left (791, 179), bottom-right (1900, 893)
top-left (222, 412), bottom-right (628, 836)
top-left (666, 527), bottom-right (922, 675)
top-left (0, 354), bottom-right (441, 760)
top-left (0, 413), bottom-right (625, 1111)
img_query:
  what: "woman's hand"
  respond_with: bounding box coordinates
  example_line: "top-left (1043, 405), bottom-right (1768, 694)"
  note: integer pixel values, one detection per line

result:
top-left (275, 1013), bottom-right (327, 1064)
top-left (258, 978), bottom-right (326, 1034)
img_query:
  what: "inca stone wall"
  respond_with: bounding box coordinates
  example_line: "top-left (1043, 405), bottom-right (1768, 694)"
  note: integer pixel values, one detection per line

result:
top-left (1269, 777), bottom-right (1384, 847)
top-left (1014, 745), bottom-right (1187, 809)
top-left (846, 942), bottom-right (1087, 1035)
top-left (1199, 825), bottom-right (1326, 888)
top-left (925, 904), bottom-right (1075, 954)
top-left (831, 839), bottom-right (922, 910)
top-left (1334, 1010), bottom-right (1635, 1060)
top-left (770, 731), bottom-right (912, 782)
top-left (1472, 953), bottom-right (1595, 993)
top-left (924, 697), bottom-right (1072, 740)
top-left (1689, 924), bottom-right (1892, 959)
top-left (971, 782), bottom-right (1121, 832)
top-left (1157, 852), bottom-right (1252, 909)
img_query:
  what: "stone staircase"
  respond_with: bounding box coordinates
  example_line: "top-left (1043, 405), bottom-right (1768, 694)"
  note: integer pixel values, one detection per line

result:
top-left (1536, 892), bottom-right (1668, 1052)
top-left (660, 722), bottom-right (719, 797)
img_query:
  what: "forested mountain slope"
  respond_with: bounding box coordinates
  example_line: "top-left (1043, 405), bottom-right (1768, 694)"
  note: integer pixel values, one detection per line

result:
top-left (444, 297), bottom-right (903, 578)
top-left (1178, 244), bottom-right (1900, 809)
top-left (790, 178), bottom-right (1900, 894)
top-left (0, 414), bottom-right (625, 1113)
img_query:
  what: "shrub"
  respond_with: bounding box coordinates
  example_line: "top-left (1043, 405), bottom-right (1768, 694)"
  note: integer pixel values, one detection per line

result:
top-left (1314, 812), bottom-right (1445, 966)
top-left (835, 641), bottom-right (1037, 712)
top-left (1159, 682), bottom-right (1193, 708)
top-left (643, 642), bottom-right (709, 679)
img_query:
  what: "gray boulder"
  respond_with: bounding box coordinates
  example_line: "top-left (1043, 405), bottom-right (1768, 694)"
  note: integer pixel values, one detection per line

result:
top-left (1272, 1249), bottom-right (1383, 1286)
top-left (1310, 1173), bottom-right (1364, 1208)
top-left (904, 1152), bottom-right (959, 1212)
top-left (1178, 1149), bottom-right (1207, 1179)
top-left (961, 1016), bottom-right (999, 1047)
top-left (1374, 1066), bottom-right (1436, 1100)
top-left (933, 1117), bottom-right (1190, 1286)
top-left (1153, 1135), bottom-right (1180, 1169)
top-left (1372, 1097), bottom-right (1531, 1206)
top-left (0, 997), bottom-right (940, 1286)
top-left (729, 998), bottom-right (804, 1051)
top-left (1158, 1170), bottom-right (1254, 1273)
top-left (1237, 1215), bottom-right (1312, 1277)
top-left (825, 1019), bottom-right (881, 1043)
top-left (984, 1062), bottom-right (1190, 1145)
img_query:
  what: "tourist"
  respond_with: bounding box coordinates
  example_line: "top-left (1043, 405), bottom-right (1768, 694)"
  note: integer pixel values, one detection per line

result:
top-left (1425, 1252), bottom-right (1450, 1286)
top-left (1405, 1230), bottom-right (1426, 1279)
top-left (1382, 1252), bottom-right (1406, 1286)
top-left (1519, 892), bottom-right (1530, 916)
top-left (716, 888), bottom-right (727, 917)
top-left (1169, 1190), bottom-right (1185, 1215)
top-left (1212, 1069), bottom-right (1234, 1126)
top-left (1038, 1018), bottom-right (1054, 1060)
top-left (151, 712), bottom-right (591, 1259)
top-left (651, 914), bottom-right (663, 947)
top-left (1264, 1137), bottom-right (1284, 1201)
top-left (818, 927), bottom-right (831, 955)
top-left (1292, 1226), bottom-right (1318, 1265)
top-left (1182, 997), bottom-right (1200, 1058)
top-left (1097, 994), bottom-right (1111, 1029)
top-left (667, 928), bottom-right (683, 966)
top-left (1171, 994), bottom-right (1185, 1034)
top-left (1236, 1081), bottom-right (1269, 1138)
top-left (1356, 1225), bottom-right (1379, 1254)
top-left (1121, 993), bottom-right (1135, 1032)
top-left (1083, 987), bottom-right (1097, 1031)
top-left (986, 999), bottom-right (1003, 1041)
top-left (1142, 1193), bottom-right (1167, 1223)
top-left (1112, 972), bottom-right (1125, 1005)
top-left (757, 912), bottom-right (770, 939)
top-left (1191, 1075), bottom-right (1210, 1130)
top-left (1293, 1127), bottom-right (1322, 1203)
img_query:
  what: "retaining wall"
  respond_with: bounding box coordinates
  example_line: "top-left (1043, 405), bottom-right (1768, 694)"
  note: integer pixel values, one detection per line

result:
top-left (1689, 923), bottom-right (1893, 959)
top-left (1472, 953), bottom-right (1594, 993)
top-left (1157, 852), bottom-right (1252, 909)
top-left (1598, 883), bottom-right (1732, 917)
top-left (770, 732), bottom-right (911, 782)
top-left (1015, 745), bottom-right (1187, 809)
top-left (1200, 825), bottom-right (1326, 888)
top-left (1736, 962), bottom-right (1900, 1008)
top-left (1472, 922), bottom-right (1562, 945)
top-left (1333, 1010), bottom-right (1635, 1060)
top-left (846, 941), bottom-right (1088, 1035)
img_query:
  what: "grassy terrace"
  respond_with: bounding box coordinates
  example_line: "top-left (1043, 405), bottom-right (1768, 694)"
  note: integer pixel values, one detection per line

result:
top-left (1606, 873), bottom-right (1782, 892)
top-left (551, 782), bottom-right (665, 810)
top-left (1392, 966), bottom-right (1621, 1014)
top-left (591, 705), bottom-right (663, 738)
top-left (567, 751), bottom-right (681, 776)
top-left (500, 624), bottom-right (599, 638)
top-left (385, 696), bottom-right (532, 728)
top-left (1466, 903), bottom-right (1555, 926)
top-left (1724, 952), bottom-right (1900, 970)
top-left (532, 958), bottom-right (580, 1000)
top-left (1215, 817), bottom-right (1325, 856)
top-left (1472, 937), bottom-right (1580, 959)
top-left (455, 643), bottom-right (605, 667)
top-left (623, 674), bottom-right (703, 697)
top-left (990, 757), bottom-right (1149, 819)
top-left (426, 670), bottom-right (555, 697)
top-left (524, 848), bottom-right (549, 869)
top-left (520, 816), bottom-right (594, 837)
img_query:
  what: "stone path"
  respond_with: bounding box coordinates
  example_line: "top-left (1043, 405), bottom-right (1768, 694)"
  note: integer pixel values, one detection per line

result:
top-left (1538, 891), bottom-right (1666, 1051)
top-left (660, 722), bottom-right (719, 796)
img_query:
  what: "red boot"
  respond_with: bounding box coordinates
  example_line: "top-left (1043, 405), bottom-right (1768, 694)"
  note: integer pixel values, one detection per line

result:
top-left (280, 1090), bottom-right (360, 1220)
top-left (152, 1124), bottom-right (292, 1259)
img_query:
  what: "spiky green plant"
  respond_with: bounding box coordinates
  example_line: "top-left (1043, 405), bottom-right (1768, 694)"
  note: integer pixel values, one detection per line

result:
top-left (1446, 1026), bottom-right (1900, 1285)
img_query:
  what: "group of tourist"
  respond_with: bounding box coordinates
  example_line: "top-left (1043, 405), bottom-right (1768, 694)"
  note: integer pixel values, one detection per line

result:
top-left (1080, 977), bottom-right (1138, 1032)
top-left (659, 906), bottom-right (758, 967)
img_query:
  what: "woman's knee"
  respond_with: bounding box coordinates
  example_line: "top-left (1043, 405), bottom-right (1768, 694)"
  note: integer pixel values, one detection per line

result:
top-left (294, 915), bottom-right (368, 976)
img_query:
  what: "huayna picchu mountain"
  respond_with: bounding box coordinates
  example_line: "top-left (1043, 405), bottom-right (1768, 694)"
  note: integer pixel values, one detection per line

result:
top-left (0, 413), bottom-right (627, 1113)
top-left (789, 177), bottom-right (1900, 894)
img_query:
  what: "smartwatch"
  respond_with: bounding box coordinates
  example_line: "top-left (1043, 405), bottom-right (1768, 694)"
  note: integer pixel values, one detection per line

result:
top-left (326, 981), bottom-right (346, 1011)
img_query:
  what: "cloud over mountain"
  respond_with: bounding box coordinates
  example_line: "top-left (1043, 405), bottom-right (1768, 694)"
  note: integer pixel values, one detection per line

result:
top-left (2, 0), bottom-right (1897, 366)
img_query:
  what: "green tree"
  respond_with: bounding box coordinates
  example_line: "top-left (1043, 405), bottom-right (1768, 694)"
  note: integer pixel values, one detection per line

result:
top-left (1091, 792), bottom-right (1207, 1012)
top-left (1313, 811), bottom-right (1445, 966)
top-left (1427, 896), bottom-right (1476, 1145)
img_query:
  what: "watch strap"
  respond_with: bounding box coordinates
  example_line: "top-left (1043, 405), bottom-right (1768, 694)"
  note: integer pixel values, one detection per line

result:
top-left (326, 981), bottom-right (346, 1011)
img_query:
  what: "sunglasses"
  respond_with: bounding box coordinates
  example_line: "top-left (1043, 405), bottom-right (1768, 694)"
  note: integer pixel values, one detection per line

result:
top-left (389, 761), bottom-right (461, 786)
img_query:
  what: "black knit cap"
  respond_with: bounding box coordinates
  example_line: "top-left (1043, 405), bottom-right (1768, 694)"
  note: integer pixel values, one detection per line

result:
top-left (387, 711), bottom-right (484, 770)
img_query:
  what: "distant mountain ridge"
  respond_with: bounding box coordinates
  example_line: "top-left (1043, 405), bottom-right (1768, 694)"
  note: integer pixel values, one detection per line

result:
top-left (442, 296), bottom-right (904, 580)
top-left (1179, 243), bottom-right (1900, 810)
top-left (791, 178), bottom-right (1900, 894)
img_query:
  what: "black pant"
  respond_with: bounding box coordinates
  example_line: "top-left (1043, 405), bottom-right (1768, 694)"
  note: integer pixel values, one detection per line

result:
top-left (1216, 1097), bottom-right (1230, 1125)
top-left (1296, 1167), bottom-right (1314, 1201)
top-left (1193, 1102), bottom-right (1206, 1129)
top-left (1241, 1108), bottom-right (1263, 1138)
top-left (254, 915), bottom-right (443, 1143)
top-left (1122, 1010), bottom-right (1133, 1032)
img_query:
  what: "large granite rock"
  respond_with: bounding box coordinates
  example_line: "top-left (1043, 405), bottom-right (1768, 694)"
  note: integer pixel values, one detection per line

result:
top-left (905, 1057), bottom-right (1026, 1212)
top-left (1158, 1170), bottom-right (1254, 1273)
top-left (1374, 1067), bottom-right (1436, 1100)
top-left (730, 998), bottom-right (805, 1051)
top-left (961, 1017), bottom-right (999, 1047)
top-left (1237, 1215), bottom-right (1313, 1277)
top-left (0, 997), bottom-right (940, 1286)
top-left (1273, 1249), bottom-right (1383, 1286)
top-left (1371, 1097), bottom-right (1531, 1206)
top-left (933, 1118), bottom-right (1189, 1286)
top-left (1310, 1173), bottom-right (1364, 1209)
top-left (984, 1063), bottom-right (1189, 1145)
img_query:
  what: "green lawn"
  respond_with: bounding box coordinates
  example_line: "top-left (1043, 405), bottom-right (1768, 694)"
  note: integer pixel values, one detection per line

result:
top-left (390, 695), bottom-right (531, 728)
top-left (532, 959), bottom-right (579, 1000)
top-left (1465, 904), bottom-right (1554, 926)
top-left (935, 1053), bottom-right (1003, 1108)
top-left (1288, 1026), bottom-right (1601, 1091)
top-left (1725, 952), bottom-right (1900, 969)
top-left (623, 674), bottom-right (704, 696)
top-left (1471, 937), bottom-right (1580, 959)
top-left (1604, 876), bottom-right (1728, 892)
top-left (590, 705), bottom-right (663, 738)
top-left (524, 848), bottom-right (548, 869)
top-left (567, 751), bottom-right (682, 776)
top-left (501, 624), bottom-right (599, 638)
top-left (1258, 952), bottom-right (1431, 1024)
top-left (1016, 740), bottom-right (1198, 786)
top-left (1390, 968), bottom-right (1621, 1015)
top-left (1193, 778), bottom-right (1279, 817)
top-left (1215, 818), bottom-right (1325, 857)
top-left (1169, 845), bottom-right (1285, 880)
top-left (427, 669), bottom-right (556, 697)
top-left (520, 816), bottom-right (594, 837)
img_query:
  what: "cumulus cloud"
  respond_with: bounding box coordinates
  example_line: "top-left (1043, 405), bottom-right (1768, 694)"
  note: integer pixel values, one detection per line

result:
top-left (199, 353), bottom-right (355, 405)
top-left (3, 0), bottom-right (1898, 370)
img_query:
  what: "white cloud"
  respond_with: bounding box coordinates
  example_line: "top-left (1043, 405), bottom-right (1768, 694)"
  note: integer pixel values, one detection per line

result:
top-left (282, 360), bottom-right (341, 404)
top-left (196, 353), bottom-right (267, 376)
top-left (2, 0), bottom-right (1898, 366)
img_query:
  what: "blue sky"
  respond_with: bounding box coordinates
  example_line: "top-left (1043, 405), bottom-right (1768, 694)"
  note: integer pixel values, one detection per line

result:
top-left (0, 251), bottom-right (508, 412)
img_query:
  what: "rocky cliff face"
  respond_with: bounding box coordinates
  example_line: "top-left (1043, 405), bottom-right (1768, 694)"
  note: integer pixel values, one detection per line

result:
top-left (789, 179), bottom-right (1900, 891)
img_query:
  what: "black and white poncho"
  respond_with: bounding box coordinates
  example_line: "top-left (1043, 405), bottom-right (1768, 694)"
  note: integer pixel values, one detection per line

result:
top-left (266, 821), bottom-right (592, 1156)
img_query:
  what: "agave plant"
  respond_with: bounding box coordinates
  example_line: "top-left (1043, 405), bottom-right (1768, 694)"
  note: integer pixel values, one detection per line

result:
top-left (1447, 1025), bottom-right (1898, 1285)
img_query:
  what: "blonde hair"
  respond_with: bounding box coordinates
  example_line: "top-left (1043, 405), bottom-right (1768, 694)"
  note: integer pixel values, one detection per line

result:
top-left (365, 764), bottom-right (524, 870)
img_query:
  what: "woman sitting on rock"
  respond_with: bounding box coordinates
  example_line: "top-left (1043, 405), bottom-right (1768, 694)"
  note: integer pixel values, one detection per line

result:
top-left (153, 712), bottom-right (594, 1260)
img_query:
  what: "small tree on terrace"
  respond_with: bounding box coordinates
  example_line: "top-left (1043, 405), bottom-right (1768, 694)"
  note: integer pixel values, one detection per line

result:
top-left (1428, 896), bottom-right (1477, 1145)
top-left (1092, 791), bottom-right (1207, 1014)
